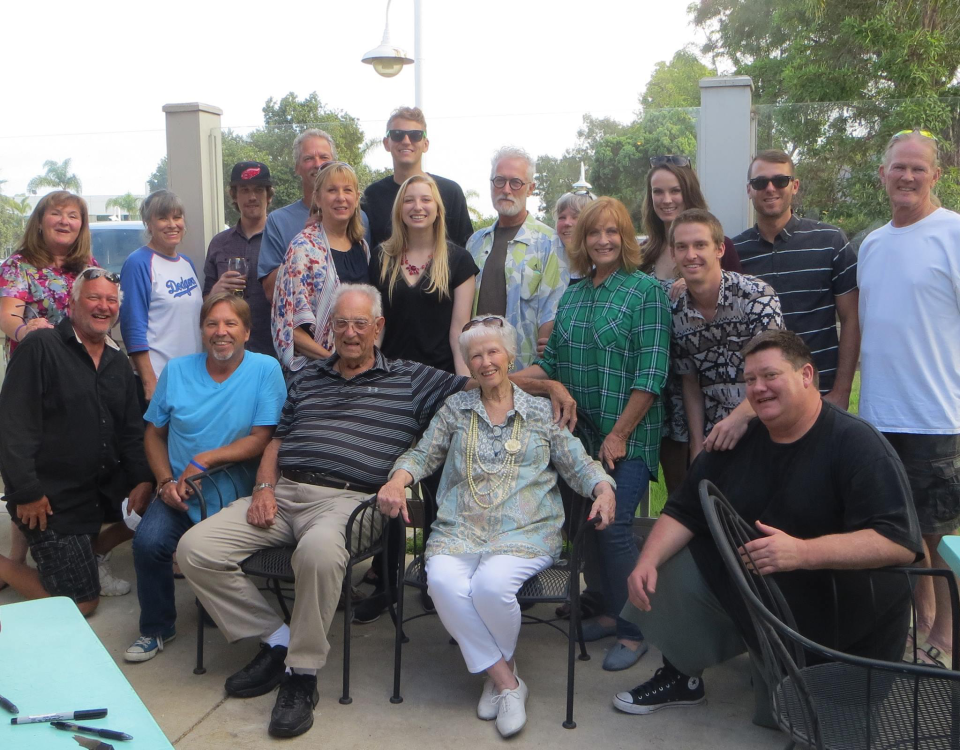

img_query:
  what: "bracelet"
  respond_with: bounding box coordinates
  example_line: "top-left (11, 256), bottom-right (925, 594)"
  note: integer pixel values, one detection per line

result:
top-left (252, 482), bottom-right (275, 493)
top-left (189, 459), bottom-right (208, 473)
top-left (13, 324), bottom-right (26, 342)
top-left (156, 477), bottom-right (175, 496)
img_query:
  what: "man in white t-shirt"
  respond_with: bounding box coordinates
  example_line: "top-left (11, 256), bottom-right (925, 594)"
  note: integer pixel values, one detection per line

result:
top-left (857, 128), bottom-right (960, 668)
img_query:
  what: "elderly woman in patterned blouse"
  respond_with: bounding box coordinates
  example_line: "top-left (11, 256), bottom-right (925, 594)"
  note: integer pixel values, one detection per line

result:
top-left (377, 315), bottom-right (615, 739)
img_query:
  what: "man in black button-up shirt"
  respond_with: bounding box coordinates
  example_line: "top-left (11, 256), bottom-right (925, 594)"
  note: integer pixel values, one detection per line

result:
top-left (0, 269), bottom-right (153, 614)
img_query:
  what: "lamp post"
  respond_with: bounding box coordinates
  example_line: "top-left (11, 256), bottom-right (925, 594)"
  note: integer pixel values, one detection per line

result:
top-left (361, 0), bottom-right (423, 109)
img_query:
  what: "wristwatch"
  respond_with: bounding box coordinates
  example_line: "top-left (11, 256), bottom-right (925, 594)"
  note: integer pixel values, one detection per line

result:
top-left (252, 482), bottom-right (275, 493)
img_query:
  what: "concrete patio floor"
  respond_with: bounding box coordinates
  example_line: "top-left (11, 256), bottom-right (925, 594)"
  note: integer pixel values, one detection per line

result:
top-left (0, 510), bottom-right (782, 749)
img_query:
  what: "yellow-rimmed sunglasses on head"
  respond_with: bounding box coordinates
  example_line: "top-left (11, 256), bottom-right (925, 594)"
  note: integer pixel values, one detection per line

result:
top-left (893, 129), bottom-right (938, 141)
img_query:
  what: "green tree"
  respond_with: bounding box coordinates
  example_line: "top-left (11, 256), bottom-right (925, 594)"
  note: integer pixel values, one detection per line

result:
top-left (210, 92), bottom-right (389, 226)
top-left (535, 115), bottom-right (629, 220)
top-left (105, 192), bottom-right (142, 220)
top-left (27, 158), bottom-right (82, 194)
top-left (147, 157), bottom-right (167, 193)
top-left (692, 0), bottom-right (960, 235)
top-left (464, 189), bottom-right (497, 231)
top-left (0, 182), bottom-right (27, 258)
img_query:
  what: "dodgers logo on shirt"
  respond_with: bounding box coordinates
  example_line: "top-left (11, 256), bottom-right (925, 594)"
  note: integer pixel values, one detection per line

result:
top-left (166, 277), bottom-right (199, 298)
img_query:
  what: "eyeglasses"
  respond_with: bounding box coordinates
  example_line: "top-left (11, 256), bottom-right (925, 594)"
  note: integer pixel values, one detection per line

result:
top-left (491, 176), bottom-right (529, 191)
top-left (748, 174), bottom-right (794, 190)
top-left (332, 318), bottom-right (372, 333)
top-left (80, 267), bottom-right (120, 284)
top-left (387, 129), bottom-right (426, 143)
top-left (650, 155), bottom-right (691, 168)
top-left (462, 317), bottom-right (505, 333)
top-left (893, 129), bottom-right (937, 141)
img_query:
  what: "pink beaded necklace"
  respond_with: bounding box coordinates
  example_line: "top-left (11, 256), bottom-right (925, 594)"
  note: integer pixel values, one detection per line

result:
top-left (401, 252), bottom-right (432, 276)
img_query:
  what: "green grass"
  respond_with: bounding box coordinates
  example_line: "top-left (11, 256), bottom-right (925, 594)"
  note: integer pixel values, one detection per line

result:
top-left (643, 371), bottom-right (862, 517)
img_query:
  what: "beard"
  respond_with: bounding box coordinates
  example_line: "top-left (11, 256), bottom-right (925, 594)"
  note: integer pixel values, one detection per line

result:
top-left (495, 193), bottom-right (523, 217)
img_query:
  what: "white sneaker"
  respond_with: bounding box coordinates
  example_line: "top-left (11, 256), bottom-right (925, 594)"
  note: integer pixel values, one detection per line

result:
top-left (97, 552), bottom-right (131, 597)
top-left (478, 663), bottom-right (518, 720)
top-left (494, 677), bottom-right (528, 738)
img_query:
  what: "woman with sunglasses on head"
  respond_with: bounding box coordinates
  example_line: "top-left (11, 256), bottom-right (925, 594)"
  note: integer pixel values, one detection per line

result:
top-left (378, 315), bottom-right (615, 737)
top-left (0, 191), bottom-right (103, 589)
top-left (272, 161), bottom-right (369, 373)
top-left (120, 190), bottom-right (203, 410)
top-left (639, 156), bottom-right (741, 494)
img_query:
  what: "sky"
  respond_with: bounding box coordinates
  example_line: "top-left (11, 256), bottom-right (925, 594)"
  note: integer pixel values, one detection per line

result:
top-left (0, 0), bottom-right (708, 217)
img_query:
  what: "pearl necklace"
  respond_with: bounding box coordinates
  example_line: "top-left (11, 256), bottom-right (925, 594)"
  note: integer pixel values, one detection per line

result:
top-left (401, 252), bottom-right (432, 276)
top-left (466, 410), bottom-right (524, 509)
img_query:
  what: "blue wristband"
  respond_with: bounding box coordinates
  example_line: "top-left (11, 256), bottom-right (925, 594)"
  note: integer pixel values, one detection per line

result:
top-left (189, 459), bottom-right (208, 473)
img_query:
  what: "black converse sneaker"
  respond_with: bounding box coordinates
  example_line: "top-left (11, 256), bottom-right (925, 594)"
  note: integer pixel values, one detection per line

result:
top-left (613, 663), bottom-right (706, 714)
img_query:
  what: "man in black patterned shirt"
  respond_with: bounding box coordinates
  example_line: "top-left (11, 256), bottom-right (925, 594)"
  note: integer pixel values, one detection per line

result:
top-left (668, 210), bottom-right (783, 461)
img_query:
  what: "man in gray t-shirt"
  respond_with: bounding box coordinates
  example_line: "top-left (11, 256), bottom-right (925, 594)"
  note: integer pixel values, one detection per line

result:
top-left (466, 146), bottom-right (567, 367)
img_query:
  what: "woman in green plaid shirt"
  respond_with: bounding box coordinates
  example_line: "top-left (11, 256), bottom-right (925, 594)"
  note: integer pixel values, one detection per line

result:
top-left (517, 197), bottom-right (670, 672)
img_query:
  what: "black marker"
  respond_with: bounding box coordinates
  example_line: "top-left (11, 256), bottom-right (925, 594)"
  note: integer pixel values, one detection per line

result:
top-left (0, 693), bottom-right (18, 714)
top-left (52, 721), bottom-right (133, 741)
top-left (11, 708), bottom-right (107, 724)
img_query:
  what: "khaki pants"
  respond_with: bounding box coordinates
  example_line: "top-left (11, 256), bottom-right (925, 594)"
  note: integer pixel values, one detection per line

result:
top-left (177, 477), bottom-right (376, 670)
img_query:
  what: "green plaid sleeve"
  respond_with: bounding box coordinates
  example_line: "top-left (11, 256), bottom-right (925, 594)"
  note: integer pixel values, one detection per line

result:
top-left (630, 281), bottom-right (670, 395)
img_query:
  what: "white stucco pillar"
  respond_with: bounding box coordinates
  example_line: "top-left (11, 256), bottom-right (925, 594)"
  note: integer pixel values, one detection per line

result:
top-left (161, 103), bottom-right (224, 285)
top-left (697, 77), bottom-right (756, 237)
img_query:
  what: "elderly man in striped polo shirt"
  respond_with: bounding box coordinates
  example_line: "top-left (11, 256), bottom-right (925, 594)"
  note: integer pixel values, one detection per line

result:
top-left (177, 283), bottom-right (574, 739)
top-left (731, 149), bottom-right (860, 410)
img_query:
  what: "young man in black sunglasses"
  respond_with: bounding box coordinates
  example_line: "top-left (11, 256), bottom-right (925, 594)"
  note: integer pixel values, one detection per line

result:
top-left (731, 149), bottom-right (860, 412)
top-left (362, 106), bottom-right (474, 250)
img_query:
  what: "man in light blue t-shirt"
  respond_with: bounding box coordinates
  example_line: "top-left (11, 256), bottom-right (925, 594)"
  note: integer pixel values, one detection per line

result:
top-left (124, 293), bottom-right (287, 663)
top-left (257, 128), bottom-right (370, 303)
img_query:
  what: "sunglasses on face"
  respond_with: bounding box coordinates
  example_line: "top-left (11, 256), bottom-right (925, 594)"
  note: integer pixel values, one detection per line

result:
top-left (650, 155), bottom-right (691, 168)
top-left (80, 267), bottom-right (120, 284)
top-left (462, 317), bottom-right (505, 333)
top-left (387, 129), bottom-right (426, 143)
top-left (748, 174), bottom-right (794, 190)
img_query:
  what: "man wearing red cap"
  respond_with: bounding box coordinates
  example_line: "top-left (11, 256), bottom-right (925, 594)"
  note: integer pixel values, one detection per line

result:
top-left (203, 161), bottom-right (276, 356)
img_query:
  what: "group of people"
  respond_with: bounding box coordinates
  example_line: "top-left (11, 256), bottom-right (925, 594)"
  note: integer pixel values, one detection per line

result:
top-left (0, 109), bottom-right (956, 743)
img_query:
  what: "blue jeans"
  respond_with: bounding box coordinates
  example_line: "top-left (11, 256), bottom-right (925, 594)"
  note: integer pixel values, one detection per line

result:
top-left (596, 457), bottom-right (650, 641)
top-left (133, 498), bottom-right (193, 637)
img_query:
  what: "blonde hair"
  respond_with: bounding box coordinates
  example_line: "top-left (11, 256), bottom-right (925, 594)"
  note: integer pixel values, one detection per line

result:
top-left (568, 197), bottom-right (643, 279)
top-left (313, 162), bottom-right (365, 245)
top-left (378, 174), bottom-right (452, 302)
top-left (18, 191), bottom-right (92, 273)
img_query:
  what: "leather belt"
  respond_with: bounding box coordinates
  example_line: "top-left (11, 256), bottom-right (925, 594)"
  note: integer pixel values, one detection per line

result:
top-left (281, 469), bottom-right (375, 495)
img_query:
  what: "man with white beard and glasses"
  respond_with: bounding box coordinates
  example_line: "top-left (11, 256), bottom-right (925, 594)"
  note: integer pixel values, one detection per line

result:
top-left (124, 293), bottom-right (285, 663)
top-left (467, 146), bottom-right (568, 368)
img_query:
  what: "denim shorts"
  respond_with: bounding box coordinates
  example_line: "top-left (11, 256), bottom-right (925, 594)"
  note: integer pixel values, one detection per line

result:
top-left (883, 432), bottom-right (960, 535)
top-left (20, 526), bottom-right (99, 603)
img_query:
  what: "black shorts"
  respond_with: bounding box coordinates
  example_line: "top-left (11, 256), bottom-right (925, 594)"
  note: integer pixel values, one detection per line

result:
top-left (883, 432), bottom-right (960, 535)
top-left (20, 526), bottom-right (100, 603)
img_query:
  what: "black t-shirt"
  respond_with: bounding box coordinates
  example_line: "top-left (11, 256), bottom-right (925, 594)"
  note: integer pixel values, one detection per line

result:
top-left (330, 242), bottom-right (369, 284)
top-left (663, 401), bottom-right (923, 658)
top-left (362, 173), bottom-right (475, 251)
top-left (369, 242), bottom-right (479, 373)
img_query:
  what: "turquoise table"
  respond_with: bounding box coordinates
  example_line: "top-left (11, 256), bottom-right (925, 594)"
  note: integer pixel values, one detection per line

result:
top-left (939, 536), bottom-right (960, 576)
top-left (0, 597), bottom-right (173, 749)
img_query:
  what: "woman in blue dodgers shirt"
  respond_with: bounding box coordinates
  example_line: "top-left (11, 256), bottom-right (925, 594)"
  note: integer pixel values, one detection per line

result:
top-left (120, 190), bottom-right (203, 410)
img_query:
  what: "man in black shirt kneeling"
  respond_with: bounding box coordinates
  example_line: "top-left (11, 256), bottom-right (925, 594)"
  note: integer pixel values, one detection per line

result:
top-left (612, 330), bottom-right (922, 726)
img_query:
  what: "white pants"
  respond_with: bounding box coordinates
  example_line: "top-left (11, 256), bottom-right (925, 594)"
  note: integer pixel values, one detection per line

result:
top-left (426, 552), bottom-right (553, 674)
